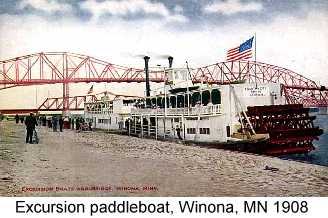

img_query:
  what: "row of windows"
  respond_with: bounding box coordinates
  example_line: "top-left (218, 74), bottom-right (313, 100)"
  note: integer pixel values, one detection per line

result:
top-left (145, 89), bottom-right (221, 108)
top-left (98, 117), bottom-right (118, 124)
top-left (186, 128), bottom-right (210, 135)
top-left (98, 118), bottom-right (110, 124)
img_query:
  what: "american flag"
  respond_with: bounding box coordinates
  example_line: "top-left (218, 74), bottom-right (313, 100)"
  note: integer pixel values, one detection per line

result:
top-left (226, 37), bottom-right (254, 62)
top-left (87, 85), bottom-right (93, 94)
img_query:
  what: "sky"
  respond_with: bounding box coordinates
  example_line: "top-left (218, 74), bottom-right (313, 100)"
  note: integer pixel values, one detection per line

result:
top-left (0, 0), bottom-right (328, 109)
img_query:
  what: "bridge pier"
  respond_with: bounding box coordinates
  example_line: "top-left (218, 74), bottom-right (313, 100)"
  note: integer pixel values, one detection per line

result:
top-left (62, 82), bottom-right (69, 115)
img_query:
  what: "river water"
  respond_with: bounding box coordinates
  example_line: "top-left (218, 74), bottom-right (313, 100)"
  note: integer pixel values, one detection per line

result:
top-left (280, 114), bottom-right (328, 166)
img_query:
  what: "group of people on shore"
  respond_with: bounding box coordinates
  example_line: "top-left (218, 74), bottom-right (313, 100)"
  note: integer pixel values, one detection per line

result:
top-left (39, 116), bottom-right (64, 132)
top-left (15, 114), bottom-right (91, 144)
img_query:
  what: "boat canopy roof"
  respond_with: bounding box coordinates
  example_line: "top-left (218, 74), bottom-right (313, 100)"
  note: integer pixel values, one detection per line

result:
top-left (168, 86), bottom-right (199, 94)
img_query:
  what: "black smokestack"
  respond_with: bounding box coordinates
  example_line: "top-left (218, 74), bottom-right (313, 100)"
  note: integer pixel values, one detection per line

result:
top-left (168, 56), bottom-right (173, 68)
top-left (144, 56), bottom-right (150, 97)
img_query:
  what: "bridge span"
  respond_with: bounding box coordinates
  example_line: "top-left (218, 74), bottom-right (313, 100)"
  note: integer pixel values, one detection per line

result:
top-left (0, 52), bottom-right (327, 112)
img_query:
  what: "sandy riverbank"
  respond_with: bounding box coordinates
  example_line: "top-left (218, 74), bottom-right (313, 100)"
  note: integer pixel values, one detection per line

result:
top-left (1, 121), bottom-right (327, 196)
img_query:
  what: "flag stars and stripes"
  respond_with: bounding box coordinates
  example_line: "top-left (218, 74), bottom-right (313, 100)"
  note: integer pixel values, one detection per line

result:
top-left (226, 36), bottom-right (254, 62)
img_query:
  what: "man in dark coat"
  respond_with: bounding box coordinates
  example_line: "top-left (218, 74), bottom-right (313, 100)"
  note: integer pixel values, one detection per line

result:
top-left (59, 117), bottom-right (64, 132)
top-left (25, 113), bottom-right (38, 143)
top-left (15, 114), bottom-right (19, 124)
top-left (52, 116), bottom-right (58, 132)
top-left (71, 118), bottom-right (74, 130)
top-left (42, 116), bottom-right (47, 126)
top-left (76, 118), bottom-right (80, 131)
top-left (47, 118), bottom-right (52, 128)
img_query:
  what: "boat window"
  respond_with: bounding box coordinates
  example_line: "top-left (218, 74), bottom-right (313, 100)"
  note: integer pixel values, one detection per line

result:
top-left (200, 128), bottom-right (210, 134)
top-left (191, 92), bottom-right (200, 106)
top-left (157, 97), bottom-right (162, 107)
top-left (170, 96), bottom-right (176, 108)
top-left (161, 98), bottom-right (164, 108)
top-left (142, 118), bottom-right (148, 125)
top-left (177, 95), bottom-right (184, 108)
top-left (202, 90), bottom-right (210, 106)
top-left (146, 98), bottom-right (151, 108)
top-left (151, 98), bottom-right (157, 107)
top-left (226, 126), bottom-right (230, 137)
top-left (184, 94), bottom-right (191, 107)
top-left (150, 117), bottom-right (156, 126)
top-left (211, 89), bottom-right (221, 104)
top-left (175, 71), bottom-right (179, 79)
top-left (167, 70), bottom-right (174, 81)
top-left (98, 119), bottom-right (110, 124)
top-left (187, 128), bottom-right (196, 134)
top-left (161, 97), bottom-right (170, 108)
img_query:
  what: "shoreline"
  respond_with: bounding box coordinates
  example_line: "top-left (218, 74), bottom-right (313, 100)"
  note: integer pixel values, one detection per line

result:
top-left (1, 121), bottom-right (328, 196)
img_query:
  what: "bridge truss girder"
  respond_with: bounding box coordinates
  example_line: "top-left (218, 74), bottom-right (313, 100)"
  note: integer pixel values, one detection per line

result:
top-left (0, 52), bottom-right (327, 108)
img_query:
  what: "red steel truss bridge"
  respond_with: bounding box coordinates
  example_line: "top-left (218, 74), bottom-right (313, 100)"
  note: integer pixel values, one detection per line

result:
top-left (37, 91), bottom-right (140, 112)
top-left (0, 91), bottom-right (140, 114)
top-left (0, 52), bottom-right (327, 112)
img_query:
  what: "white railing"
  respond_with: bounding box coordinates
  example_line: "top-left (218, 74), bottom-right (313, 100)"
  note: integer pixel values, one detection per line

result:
top-left (131, 104), bottom-right (222, 116)
top-left (85, 104), bottom-right (222, 116)
top-left (85, 108), bottom-right (113, 114)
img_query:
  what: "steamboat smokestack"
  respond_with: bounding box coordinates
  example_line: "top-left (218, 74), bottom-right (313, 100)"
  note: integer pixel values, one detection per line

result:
top-left (144, 56), bottom-right (150, 97)
top-left (168, 56), bottom-right (173, 68)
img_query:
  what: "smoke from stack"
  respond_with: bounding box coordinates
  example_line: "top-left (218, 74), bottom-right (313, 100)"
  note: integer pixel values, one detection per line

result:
top-left (144, 56), bottom-right (150, 97)
top-left (168, 56), bottom-right (173, 68)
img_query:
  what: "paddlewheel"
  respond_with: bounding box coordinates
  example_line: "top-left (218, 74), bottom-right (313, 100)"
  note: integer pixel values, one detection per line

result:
top-left (246, 104), bottom-right (323, 155)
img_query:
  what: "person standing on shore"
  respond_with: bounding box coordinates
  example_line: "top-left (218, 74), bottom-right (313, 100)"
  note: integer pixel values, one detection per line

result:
top-left (42, 116), bottom-right (47, 126)
top-left (47, 118), bottom-right (52, 128)
top-left (15, 114), bottom-right (19, 124)
top-left (71, 118), bottom-right (74, 130)
top-left (76, 118), bottom-right (80, 131)
top-left (52, 116), bottom-right (58, 132)
top-left (25, 113), bottom-right (37, 144)
top-left (59, 117), bottom-right (64, 132)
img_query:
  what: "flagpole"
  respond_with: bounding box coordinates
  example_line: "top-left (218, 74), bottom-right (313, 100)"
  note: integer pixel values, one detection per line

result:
top-left (255, 32), bottom-right (257, 63)
top-left (254, 33), bottom-right (257, 88)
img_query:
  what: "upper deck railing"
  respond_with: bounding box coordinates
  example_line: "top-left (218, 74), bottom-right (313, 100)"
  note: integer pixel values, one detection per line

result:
top-left (131, 104), bottom-right (222, 116)
top-left (85, 108), bottom-right (113, 114)
top-left (85, 104), bottom-right (222, 116)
